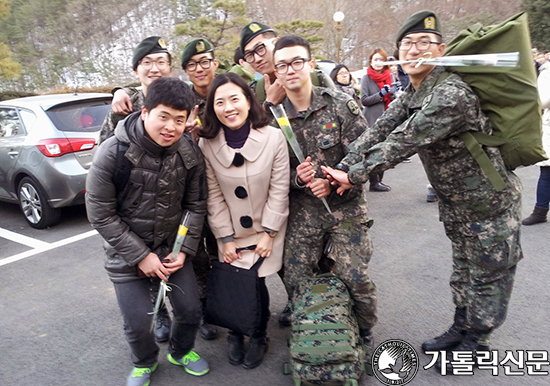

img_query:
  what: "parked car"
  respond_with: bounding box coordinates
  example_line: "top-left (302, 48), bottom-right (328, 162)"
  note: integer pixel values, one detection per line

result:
top-left (0, 93), bottom-right (112, 228)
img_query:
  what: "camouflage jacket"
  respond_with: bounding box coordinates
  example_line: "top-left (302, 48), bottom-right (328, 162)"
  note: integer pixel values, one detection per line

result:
top-left (340, 66), bottom-right (522, 223)
top-left (99, 88), bottom-right (144, 144)
top-left (250, 69), bottom-right (336, 104)
top-left (185, 85), bottom-right (206, 119)
top-left (279, 86), bottom-right (369, 227)
top-left (98, 85), bottom-right (206, 145)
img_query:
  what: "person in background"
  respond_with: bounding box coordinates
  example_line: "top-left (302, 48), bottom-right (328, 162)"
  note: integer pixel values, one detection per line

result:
top-left (360, 48), bottom-right (398, 192)
top-left (330, 64), bottom-right (360, 104)
top-left (229, 47), bottom-right (256, 83)
top-left (199, 73), bottom-right (290, 369)
top-left (393, 49), bottom-right (411, 90)
top-left (522, 57), bottom-right (550, 225)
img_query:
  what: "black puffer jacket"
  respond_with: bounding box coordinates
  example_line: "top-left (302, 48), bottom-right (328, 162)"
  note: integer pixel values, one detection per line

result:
top-left (86, 112), bottom-right (207, 283)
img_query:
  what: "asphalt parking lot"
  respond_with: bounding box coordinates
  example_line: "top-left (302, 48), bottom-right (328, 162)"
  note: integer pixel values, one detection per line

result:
top-left (0, 156), bottom-right (548, 386)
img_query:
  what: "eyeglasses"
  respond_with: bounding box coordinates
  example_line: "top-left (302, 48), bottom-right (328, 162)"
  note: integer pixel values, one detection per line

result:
top-left (398, 39), bottom-right (441, 51)
top-left (139, 59), bottom-right (170, 70)
top-left (243, 43), bottom-right (268, 63)
top-left (185, 58), bottom-right (214, 72)
top-left (274, 58), bottom-right (310, 75)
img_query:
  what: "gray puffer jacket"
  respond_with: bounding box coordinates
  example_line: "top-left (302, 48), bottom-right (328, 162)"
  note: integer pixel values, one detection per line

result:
top-left (86, 112), bottom-right (207, 283)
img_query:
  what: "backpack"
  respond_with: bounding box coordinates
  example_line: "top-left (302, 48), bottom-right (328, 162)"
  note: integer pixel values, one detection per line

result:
top-left (441, 12), bottom-right (547, 190)
top-left (284, 274), bottom-right (365, 386)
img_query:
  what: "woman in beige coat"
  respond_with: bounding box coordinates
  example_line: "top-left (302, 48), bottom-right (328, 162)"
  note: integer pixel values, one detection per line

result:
top-left (199, 73), bottom-right (290, 369)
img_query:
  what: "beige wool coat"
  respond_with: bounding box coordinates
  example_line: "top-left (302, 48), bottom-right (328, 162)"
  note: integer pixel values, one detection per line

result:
top-left (199, 125), bottom-right (290, 277)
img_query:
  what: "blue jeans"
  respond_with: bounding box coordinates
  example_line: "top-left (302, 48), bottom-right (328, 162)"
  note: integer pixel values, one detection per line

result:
top-left (535, 166), bottom-right (550, 209)
top-left (113, 259), bottom-right (201, 367)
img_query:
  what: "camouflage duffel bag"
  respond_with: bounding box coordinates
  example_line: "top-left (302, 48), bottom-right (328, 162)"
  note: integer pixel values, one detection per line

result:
top-left (283, 274), bottom-right (365, 386)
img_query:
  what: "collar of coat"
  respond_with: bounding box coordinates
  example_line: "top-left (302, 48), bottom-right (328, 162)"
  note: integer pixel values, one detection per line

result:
top-left (206, 125), bottom-right (270, 168)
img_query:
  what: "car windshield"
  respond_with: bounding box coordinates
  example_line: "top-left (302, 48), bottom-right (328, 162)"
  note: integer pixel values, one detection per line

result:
top-left (46, 99), bottom-right (111, 133)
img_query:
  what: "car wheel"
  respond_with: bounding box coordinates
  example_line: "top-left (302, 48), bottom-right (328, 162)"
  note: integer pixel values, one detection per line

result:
top-left (18, 177), bottom-right (61, 229)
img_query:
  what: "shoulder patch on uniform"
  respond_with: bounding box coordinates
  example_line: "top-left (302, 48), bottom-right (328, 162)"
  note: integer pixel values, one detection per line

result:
top-left (347, 99), bottom-right (360, 116)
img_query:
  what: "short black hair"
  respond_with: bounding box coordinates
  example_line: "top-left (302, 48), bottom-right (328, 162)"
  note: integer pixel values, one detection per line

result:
top-left (144, 77), bottom-right (193, 113)
top-left (201, 73), bottom-right (270, 139)
top-left (273, 35), bottom-right (311, 59)
top-left (234, 47), bottom-right (244, 64)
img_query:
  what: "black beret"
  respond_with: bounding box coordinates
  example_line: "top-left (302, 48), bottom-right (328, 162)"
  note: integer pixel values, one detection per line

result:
top-left (132, 36), bottom-right (170, 71)
top-left (240, 22), bottom-right (275, 53)
top-left (396, 10), bottom-right (442, 47)
top-left (181, 38), bottom-right (214, 69)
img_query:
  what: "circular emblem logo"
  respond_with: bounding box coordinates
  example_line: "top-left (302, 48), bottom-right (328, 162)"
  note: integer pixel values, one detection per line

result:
top-left (372, 339), bottom-right (419, 385)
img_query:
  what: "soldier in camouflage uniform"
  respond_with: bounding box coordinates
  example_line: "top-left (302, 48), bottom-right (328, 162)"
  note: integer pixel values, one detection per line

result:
top-left (321, 11), bottom-right (523, 373)
top-left (240, 22), bottom-right (337, 327)
top-left (99, 36), bottom-right (171, 145)
top-left (272, 36), bottom-right (378, 351)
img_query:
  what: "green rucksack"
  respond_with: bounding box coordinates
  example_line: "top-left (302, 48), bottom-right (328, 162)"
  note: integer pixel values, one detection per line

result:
top-left (283, 274), bottom-right (365, 386)
top-left (442, 12), bottom-right (547, 191)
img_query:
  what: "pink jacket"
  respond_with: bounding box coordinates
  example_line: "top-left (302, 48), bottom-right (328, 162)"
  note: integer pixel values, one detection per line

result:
top-left (199, 125), bottom-right (290, 277)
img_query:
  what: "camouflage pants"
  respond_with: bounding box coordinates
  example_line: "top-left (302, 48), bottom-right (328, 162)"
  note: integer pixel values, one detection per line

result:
top-left (444, 202), bottom-right (523, 333)
top-left (284, 214), bottom-right (377, 331)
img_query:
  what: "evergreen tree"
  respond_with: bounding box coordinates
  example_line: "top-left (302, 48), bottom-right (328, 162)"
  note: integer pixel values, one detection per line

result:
top-left (274, 20), bottom-right (325, 58)
top-left (0, 0), bottom-right (22, 81)
top-left (175, 0), bottom-right (249, 65)
top-left (522, 0), bottom-right (550, 50)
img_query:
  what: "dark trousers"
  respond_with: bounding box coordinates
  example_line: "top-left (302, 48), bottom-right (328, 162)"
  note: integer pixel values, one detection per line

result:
top-left (114, 260), bottom-right (202, 367)
top-left (535, 166), bottom-right (550, 208)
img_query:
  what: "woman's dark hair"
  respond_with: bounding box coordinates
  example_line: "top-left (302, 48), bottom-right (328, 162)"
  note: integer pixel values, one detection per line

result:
top-left (368, 48), bottom-right (389, 71)
top-left (201, 72), bottom-right (270, 139)
top-left (330, 64), bottom-right (351, 84)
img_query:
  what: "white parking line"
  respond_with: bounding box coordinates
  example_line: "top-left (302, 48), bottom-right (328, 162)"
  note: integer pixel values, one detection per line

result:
top-left (0, 227), bottom-right (51, 249)
top-left (0, 229), bottom-right (98, 267)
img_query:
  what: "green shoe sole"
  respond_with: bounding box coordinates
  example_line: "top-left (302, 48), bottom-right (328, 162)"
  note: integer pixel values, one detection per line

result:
top-left (167, 353), bottom-right (209, 376)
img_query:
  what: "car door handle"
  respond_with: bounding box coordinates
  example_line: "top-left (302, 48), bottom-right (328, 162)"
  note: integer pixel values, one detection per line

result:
top-left (8, 151), bottom-right (19, 158)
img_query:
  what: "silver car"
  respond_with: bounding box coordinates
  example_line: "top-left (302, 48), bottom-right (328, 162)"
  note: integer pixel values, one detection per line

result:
top-left (0, 93), bottom-right (112, 228)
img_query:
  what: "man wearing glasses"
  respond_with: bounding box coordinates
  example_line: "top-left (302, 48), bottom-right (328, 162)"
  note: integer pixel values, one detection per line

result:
top-left (321, 11), bottom-right (523, 373)
top-left (240, 22), bottom-right (335, 108)
top-left (99, 36), bottom-right (172, 144)
top-left (272, 35), bottom-right (377, 369)
top-left (180, 38), bottom-right (219, 121)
